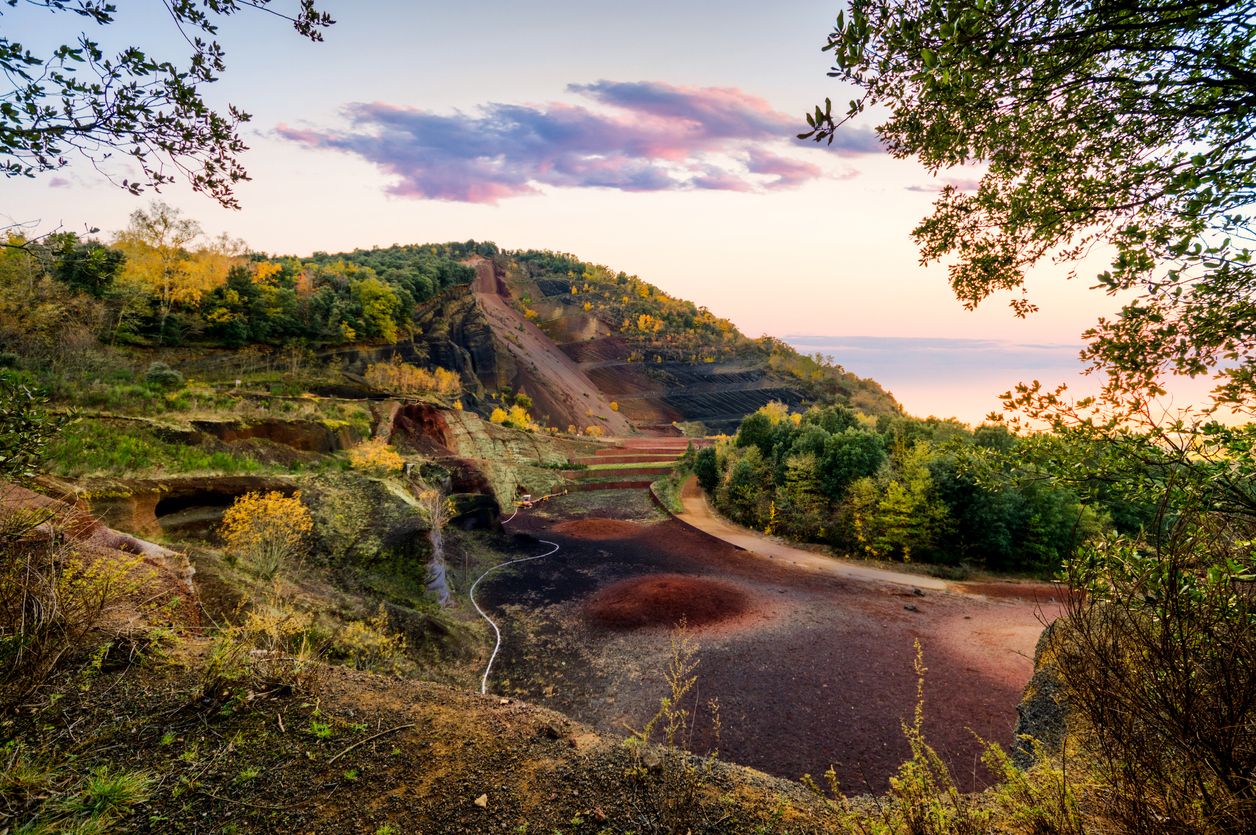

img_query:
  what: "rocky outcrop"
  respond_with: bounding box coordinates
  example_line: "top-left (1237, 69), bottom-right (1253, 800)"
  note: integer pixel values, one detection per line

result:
top-left (384, 400), bottom-right (590, 512)
top-left (411, 285), bottom-right (499, 398)
top-left (1013, 622), bottom-right (1068, 767)
top-left (192, 418), bottom-right (359, 453)
top-left (81, 475), bottom-right (297, 540)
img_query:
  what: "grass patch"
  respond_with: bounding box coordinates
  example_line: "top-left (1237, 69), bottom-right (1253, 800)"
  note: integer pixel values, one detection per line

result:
top-left (650, 468), bottom-right (688, 515)
top-left (46, 419), bottom-right (265, 477)
top-left (586, 459), bottom-right (678, 471)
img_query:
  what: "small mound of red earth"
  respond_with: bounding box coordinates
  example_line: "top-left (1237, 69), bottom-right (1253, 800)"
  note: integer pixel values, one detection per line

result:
top-left (585, 573), bottom-right (750, 630)
top-left (552, 518), bottom-right (645, 540)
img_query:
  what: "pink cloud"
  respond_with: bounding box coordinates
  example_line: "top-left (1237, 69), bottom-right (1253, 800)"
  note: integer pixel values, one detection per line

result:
top-left (277, 80), bottom-right (881, 203)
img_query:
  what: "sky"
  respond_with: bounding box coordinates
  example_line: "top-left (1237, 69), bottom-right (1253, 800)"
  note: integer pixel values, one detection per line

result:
top-left (5, 1), bottom-right (1150, 423)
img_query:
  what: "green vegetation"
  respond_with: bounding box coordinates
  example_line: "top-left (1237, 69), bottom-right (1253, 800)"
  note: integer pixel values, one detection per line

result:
top-left (45, 419), bottom-right (265, 478)
top-left (705, 402), bottom-right (1109, 574)
top-left (650, 466), bottom-right (689, 515)
top-left (806, 0), bottom-right (1256, 415)
top-left (797, 4), bottom-right (1256, 827)
top-left (1, 207), bottom-right (484, 350)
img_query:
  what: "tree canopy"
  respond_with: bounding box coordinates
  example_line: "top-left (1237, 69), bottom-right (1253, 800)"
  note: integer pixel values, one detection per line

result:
top-left (1, 0), bottom-right (333, 207)
top-left (803, 0), bottom-right (1256, 413)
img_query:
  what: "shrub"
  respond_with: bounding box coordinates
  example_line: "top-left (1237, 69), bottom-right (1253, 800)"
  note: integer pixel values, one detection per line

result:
top-left (143, 361), bottom-right (184, 389)
top-left (0, 383), bottom-right (64, 481)
top-left (0, 500), bottom-right (143, 706)
top-left (348, 439), bottom-right (406, 474)
top-left (1054, 513), bottom-right (1256, 833)
top-left (364, 357), bottom-right (460, 397)
top-left (334, 605), bottom-right (406, 673)
top-left (623, 624), bottom-right (721, 834)
top-left (202, 597), bottom-right (321, 702)
top-left (585, 425), bottom-right (605, 438)
top-left (219, 491), bottom-right (313, 579)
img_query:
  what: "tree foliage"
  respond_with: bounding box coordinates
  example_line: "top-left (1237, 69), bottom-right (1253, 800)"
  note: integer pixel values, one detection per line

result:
top-left (805, 0), bottom-right (1256, 411)
top-left (707, 402), bottom-right (1105, 572)
top-left (0, 383), bottom-right (64, 482)
top-left (1, 0), bottom-right (333, 206)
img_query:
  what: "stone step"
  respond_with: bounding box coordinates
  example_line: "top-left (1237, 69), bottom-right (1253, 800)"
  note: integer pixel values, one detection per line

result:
top-left (563, 464), bottom-right (676, 480)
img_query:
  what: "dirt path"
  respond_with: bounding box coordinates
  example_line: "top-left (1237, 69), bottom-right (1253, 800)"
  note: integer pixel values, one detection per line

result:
top-left (676, 476), bottom-right (949, 591)
top-left (478, 490), bottom-right (1061, 793)
top-left (467, 256), bottom-right (633, 435)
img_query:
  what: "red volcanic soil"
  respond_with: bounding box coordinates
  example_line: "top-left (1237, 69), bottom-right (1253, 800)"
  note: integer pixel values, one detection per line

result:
top-left (551, 517), bottom-right (645, 540)
top-left (488, 492), bottom-right (1061, 793)
top-left (957, 580), bottom-right (1065, 603)
top-left (585, 573), bottom-right (750, 630)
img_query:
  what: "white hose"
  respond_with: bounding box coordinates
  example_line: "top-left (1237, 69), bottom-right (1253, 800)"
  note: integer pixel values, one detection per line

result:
top-left (469, 503), bottom-right (558, 694)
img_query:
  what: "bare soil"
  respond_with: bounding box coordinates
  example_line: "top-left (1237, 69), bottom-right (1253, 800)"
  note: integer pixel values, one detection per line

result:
top-left (477, 489), bottom-right (1060, 793)
top-left (585, 573), bottom-right (751, 630)
top-left (467, 256), bottom-right (633, 434)
top-left (551, 517), bottom-right (647, 540)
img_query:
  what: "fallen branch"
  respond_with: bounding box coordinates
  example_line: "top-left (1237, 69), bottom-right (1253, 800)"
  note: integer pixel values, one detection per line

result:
top-left (327, 723), bottom-right (416, 764)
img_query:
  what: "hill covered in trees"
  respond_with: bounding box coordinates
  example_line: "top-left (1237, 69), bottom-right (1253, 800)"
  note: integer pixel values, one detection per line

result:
top-left (2, 206), bottom-right (898, 434)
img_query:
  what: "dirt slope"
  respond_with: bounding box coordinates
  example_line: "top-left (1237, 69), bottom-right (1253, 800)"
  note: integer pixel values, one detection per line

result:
top-left (468, 256), bottom-right (634, 435)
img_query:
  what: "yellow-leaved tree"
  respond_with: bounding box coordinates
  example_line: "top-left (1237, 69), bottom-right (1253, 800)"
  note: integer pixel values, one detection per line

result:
top-left (363, 357), bottom-right (460, 397)
top-left (348, 439), bottom-right (406, 474)
top-left (114, 202), bottom-right (241, 342)
top-left (219, 491), bottom-right (314, 579)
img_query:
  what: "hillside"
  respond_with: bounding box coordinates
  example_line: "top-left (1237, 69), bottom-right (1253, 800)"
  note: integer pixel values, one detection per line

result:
top-left (407, 248), bottom-right (899, 434)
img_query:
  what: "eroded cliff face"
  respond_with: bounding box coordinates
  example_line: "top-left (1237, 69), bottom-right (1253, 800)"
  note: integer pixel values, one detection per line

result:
top-left (406, 262), bottom-right (810, 435)
top-left (384, 401), bottom-right (594, 513)
top-left (411, 285), bottom-right (500, 399)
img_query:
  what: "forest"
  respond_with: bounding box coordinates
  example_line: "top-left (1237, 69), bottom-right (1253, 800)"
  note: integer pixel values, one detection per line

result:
top-left (0, 204), bottom-right (487, 352)
top-left (513, 251), bottom-right (902, 416)
top-left (698, 402), bottom-right (1144, 574)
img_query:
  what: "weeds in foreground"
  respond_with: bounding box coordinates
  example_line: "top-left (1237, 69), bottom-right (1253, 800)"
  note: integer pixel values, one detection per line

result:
top-left (333, 604), bottom-right (407, 674)
top-left (801, 641), bottom-right (1085, 835)
top-left (622, 622), bottom-right (722, 834)
top-left (0, 497), bottom-right (144, 708)
top-left (200, 595), bottom-right (323, 707)
top-left (1, 744), bottom-right (152, 834)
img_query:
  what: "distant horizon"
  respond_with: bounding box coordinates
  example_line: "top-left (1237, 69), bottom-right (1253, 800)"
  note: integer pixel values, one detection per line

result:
top-left (783, 333), bottom-right (1225, 425)
top-left (782, 334), bottom-right (1089, 424)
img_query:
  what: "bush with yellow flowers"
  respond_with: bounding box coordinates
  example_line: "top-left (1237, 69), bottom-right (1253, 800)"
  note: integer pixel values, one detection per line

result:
top-left (364, 357), bottom-right (460, 397)
top-left (348, 439), bottom-right (406, 474)
top-left (219, 491), bottom-right (313, 579)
